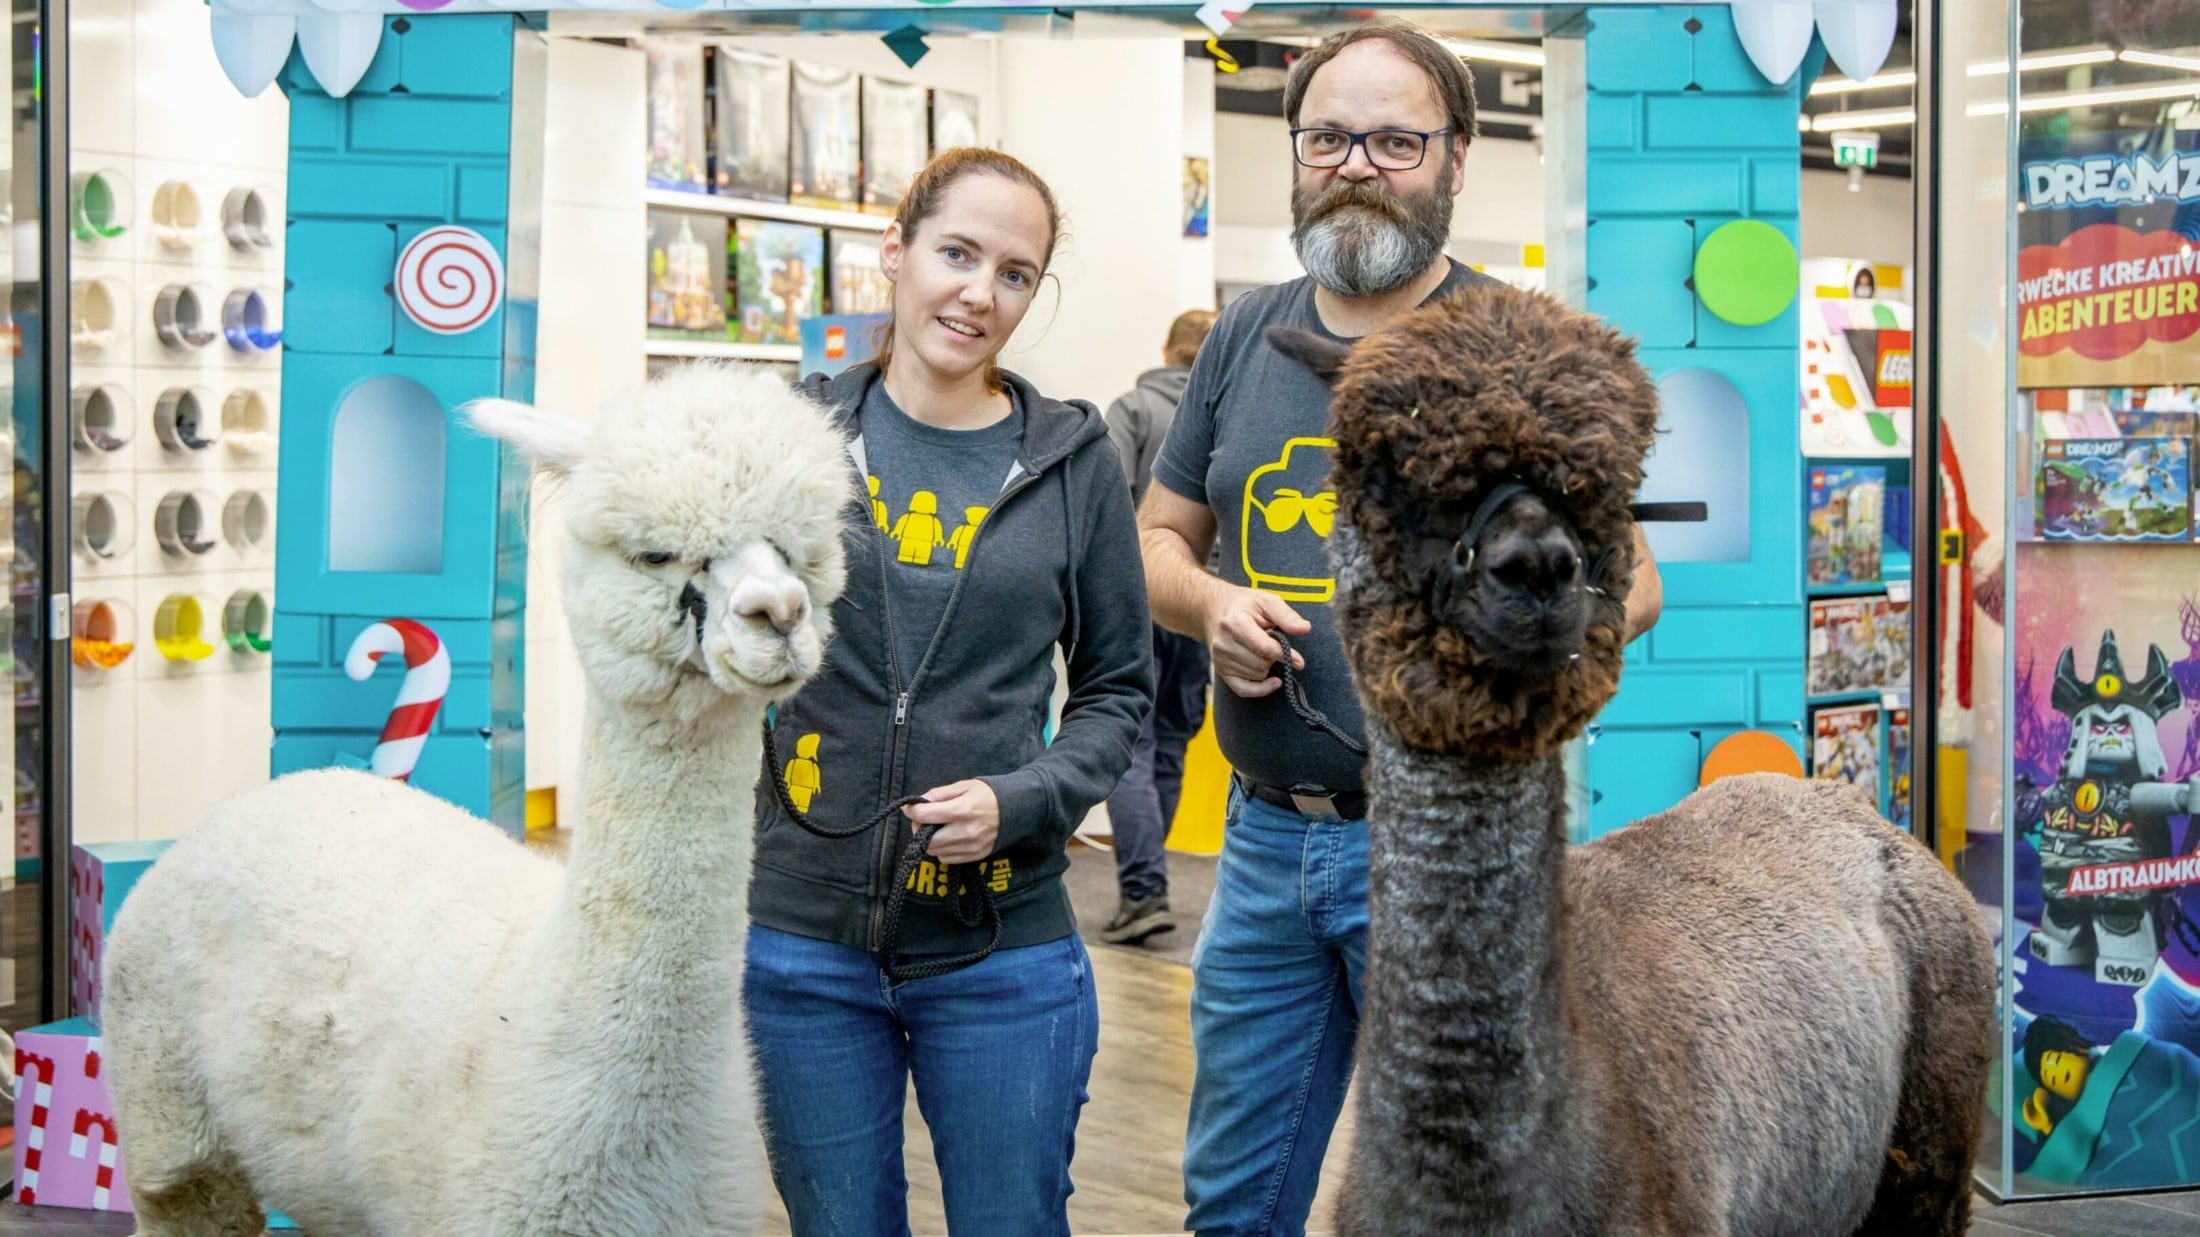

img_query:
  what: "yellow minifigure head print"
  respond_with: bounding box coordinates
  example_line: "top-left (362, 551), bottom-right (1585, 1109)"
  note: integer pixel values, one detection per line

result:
top-left (2020, 1017), bottom-right (2095, 1137)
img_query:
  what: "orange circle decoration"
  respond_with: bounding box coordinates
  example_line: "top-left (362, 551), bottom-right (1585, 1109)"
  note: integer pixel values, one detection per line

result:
top-left (1699, 730), bottom-right (1806, 787)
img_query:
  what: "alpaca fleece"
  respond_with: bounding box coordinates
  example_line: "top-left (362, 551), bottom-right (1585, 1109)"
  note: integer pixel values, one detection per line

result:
top-left (100, 363), bottom-right (851, 1236)
top-left (1324, 289), bottom-right (1659, 763)
top-left (1316, 284), bottom-right (1995, 1236)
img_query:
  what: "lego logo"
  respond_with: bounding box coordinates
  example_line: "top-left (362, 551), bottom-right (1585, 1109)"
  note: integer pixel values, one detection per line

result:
top-left (825, 326), bottom-right (847, 360)
top-left (1876, 352), bottom-right (1912, 387)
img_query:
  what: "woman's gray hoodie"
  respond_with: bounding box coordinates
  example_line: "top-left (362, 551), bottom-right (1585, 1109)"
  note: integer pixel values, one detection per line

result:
top-left (751, 362), bottom-right (1154, 960)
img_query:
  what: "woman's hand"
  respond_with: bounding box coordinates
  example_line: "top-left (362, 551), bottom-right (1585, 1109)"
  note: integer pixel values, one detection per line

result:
top-left (907, 780), bottom-right (1001, 864)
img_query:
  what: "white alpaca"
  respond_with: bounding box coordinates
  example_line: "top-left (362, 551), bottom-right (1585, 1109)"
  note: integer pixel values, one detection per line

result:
top-left (100, 364), bottom-right (851, 1236)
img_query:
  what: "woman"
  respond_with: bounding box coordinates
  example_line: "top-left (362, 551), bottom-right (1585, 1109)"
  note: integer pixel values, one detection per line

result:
top-left (747, 147), bottom-right (1151, 1236)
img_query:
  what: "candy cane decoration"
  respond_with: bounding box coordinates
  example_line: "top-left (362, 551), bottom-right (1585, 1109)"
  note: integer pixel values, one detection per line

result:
top-left (344, 619), bottom-right (450, 783)
top-left (14, 1049), bottom-right (53, 1203)
top-left (395, 226), bottom-right (503, 335)
top-left (68, 1110), bottom-right (118, 1209)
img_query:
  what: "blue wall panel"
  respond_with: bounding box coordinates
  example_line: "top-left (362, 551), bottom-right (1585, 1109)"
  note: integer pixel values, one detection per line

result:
top-left (273, 16), bottom-right (535, 833)
top-left (1579, 5), bottom-right (1807, 839)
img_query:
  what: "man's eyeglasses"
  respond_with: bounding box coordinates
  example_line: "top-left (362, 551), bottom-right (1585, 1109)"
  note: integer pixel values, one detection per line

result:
top-left (1289, 127), bottom-right (1454, 171)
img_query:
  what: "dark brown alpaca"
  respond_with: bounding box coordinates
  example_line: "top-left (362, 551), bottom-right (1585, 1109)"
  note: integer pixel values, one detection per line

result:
top-left (1270, 284), bottom-right (1994, 1237)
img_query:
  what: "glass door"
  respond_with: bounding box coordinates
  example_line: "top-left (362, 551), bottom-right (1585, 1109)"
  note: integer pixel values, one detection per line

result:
top-left (6, 0), bottom-right (61, 1038)
top-left (1938, 0), bottom-right (2200, 1199)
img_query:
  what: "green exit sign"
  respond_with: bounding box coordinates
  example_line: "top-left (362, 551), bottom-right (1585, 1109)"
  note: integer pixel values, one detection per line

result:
top-left (1832, 129), bottom-right (1880, 169)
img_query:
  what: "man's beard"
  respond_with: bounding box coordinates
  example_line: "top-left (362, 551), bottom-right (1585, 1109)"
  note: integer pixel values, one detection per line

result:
top-left (1290, 160), bottom-right (1455, 297)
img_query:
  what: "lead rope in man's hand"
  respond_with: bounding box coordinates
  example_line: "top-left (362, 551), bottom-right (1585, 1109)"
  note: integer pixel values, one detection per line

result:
top-left (1270, 631), bottom-right (1368, 759)
top-left (763, 715), bottom-right (1000, 981)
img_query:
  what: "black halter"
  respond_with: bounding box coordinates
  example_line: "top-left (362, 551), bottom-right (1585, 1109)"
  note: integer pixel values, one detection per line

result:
top-left (1283, 491), bottom-right (1706, 759)
top-left (1441, 483), bottom-right (1707, 604)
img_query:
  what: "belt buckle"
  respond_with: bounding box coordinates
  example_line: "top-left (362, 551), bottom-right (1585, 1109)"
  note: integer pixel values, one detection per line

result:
top-left (1289, 788), bottom-right (1344, 822)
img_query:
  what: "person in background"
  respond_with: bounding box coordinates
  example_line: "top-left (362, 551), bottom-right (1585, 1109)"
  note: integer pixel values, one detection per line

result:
top-left (1097, 308), bottom-right (1218, 946)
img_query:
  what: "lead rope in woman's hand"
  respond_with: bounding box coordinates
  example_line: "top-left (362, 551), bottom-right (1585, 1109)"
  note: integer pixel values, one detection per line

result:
top-left (1270, 631), bottom-right (1368, 759)
top-left (763, 715), bottom-right (1000, 981)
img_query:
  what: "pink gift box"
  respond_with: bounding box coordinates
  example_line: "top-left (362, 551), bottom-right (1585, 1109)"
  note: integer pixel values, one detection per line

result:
top-left (68, 841), bottom-right (172, 1028)
top-left (12, 1019), bottom-right (128, 1212)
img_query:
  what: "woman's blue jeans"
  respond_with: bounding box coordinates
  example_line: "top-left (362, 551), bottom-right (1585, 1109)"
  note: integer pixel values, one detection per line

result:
top-left (745, 925), bottom-right (1099, 1236)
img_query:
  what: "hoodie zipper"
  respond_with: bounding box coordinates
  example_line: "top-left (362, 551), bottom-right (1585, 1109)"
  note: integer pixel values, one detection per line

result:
top-left (867, 466), bottom-right (1046, 952)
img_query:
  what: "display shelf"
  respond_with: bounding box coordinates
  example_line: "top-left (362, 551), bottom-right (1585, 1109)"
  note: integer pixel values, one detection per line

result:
top-left (643, 187), bottom-right (889, 233)
top-left (645, 339), bottom-right (801, 362)
top-left (1806, 542), bottom-right (1912, 599)
top-left (1809, 581), bottom-right (1895, 599)
top-left (1805, 686), bottom-right (1912, 707)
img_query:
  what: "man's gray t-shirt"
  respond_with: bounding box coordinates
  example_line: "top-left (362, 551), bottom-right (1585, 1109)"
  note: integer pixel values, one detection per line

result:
top-left (860, 381), bottom-right (1026, 677)
top-left (1151, 261), bottom-right (1492, 795)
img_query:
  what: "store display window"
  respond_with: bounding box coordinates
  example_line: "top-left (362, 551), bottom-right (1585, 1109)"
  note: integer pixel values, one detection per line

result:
top-left (1938, 0), bottom-right (2200, 1199)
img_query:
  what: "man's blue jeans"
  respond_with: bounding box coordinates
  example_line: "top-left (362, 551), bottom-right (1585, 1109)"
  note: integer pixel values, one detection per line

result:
top-left (745, 926), bottom-right (1100, 1236)
top-left (1182, 783), bottom-right (1369, 1235)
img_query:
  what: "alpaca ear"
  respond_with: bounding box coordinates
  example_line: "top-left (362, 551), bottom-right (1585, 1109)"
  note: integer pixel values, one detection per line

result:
top-left (1265, 327), bottom-right (1352, 388)
top-left (463, 398), bottom-right (592, 478)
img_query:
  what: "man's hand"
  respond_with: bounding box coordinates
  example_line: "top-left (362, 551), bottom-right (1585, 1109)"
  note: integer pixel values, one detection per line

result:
top-left (1207, 588), bottom-right (1311, 698)
top-left (908, 780), bottom-right (1001, 864)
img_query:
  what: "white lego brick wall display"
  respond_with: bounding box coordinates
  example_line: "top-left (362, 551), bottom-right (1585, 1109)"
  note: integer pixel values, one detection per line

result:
top-left (67, 0), bottom-right (287, 845)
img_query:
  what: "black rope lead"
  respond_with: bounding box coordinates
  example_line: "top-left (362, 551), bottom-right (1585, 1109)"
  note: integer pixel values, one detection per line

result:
top-left (762, 714), bottom-right (1001, 981)
top-left (1271, 631), bottom-right (1368, 760)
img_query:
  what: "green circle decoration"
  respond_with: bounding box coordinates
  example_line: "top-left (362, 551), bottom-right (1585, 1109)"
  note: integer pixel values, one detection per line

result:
top-left (1693, 220), bottom-right (1798, 327)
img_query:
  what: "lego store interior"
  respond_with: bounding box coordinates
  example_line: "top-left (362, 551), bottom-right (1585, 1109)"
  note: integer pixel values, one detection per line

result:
top-left (0, 0), bottom-right (2193, 1233)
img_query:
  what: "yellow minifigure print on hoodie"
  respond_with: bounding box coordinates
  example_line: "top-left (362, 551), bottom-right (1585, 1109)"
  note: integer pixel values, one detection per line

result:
top-left (891, 491), bottom-right (947, 565)
top-left (856, 379), bottom-right (1027, 676)
top-left (948, 506), bottom-right (989, 570)
top-left (785, 733), bottom-right (823, 813)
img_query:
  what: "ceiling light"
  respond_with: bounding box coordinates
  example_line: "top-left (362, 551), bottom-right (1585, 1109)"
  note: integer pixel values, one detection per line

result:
top-left (1965, 77), bottom-right (2200, 116)
top-left (1442, 39), bottom-right (1543, 68)
top-left (2120, 49), bottom-right (2200, 74)
top-left (1810, 108), bottom-right (1917, 131)
top-left (1809, 70), bottom-right (1917, 97)
top-left (1967, 48), bottom-right (2116, 77)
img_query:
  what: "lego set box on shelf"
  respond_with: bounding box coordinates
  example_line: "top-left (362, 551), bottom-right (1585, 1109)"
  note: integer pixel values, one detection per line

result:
top-left (640, 36), bottom-right (964, 213)
top-left (1808, 701), bottom-right (1910, 827)
top-left (2025, 388), bottom-right (2200, 545)
top-left (638, 37), bottom-right (959, 358)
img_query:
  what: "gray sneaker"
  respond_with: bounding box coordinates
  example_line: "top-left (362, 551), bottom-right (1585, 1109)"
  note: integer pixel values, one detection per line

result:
top-left (1100, 893), bottom-right (1175, 945)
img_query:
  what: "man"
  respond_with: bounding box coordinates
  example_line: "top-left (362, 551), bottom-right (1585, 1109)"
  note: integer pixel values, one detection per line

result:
top-left (1099, 309), bottom-right (1218, 946)
top-left (1139, 22), bottom-right (1664, 1234)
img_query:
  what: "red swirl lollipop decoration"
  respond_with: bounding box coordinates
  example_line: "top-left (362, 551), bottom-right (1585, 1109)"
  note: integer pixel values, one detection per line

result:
top-left (394, 226), bottom-right (503, 336)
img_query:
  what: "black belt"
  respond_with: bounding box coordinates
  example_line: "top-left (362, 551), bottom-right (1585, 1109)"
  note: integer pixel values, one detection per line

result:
top-left (1235, 773), bottom-right (1366, 823)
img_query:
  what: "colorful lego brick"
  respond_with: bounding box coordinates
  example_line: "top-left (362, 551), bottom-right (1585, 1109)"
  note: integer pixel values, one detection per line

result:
top-left (11, 1019), bottom-right (299, 1226)
top-left (68, 841), bottom-right (173, 1028)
